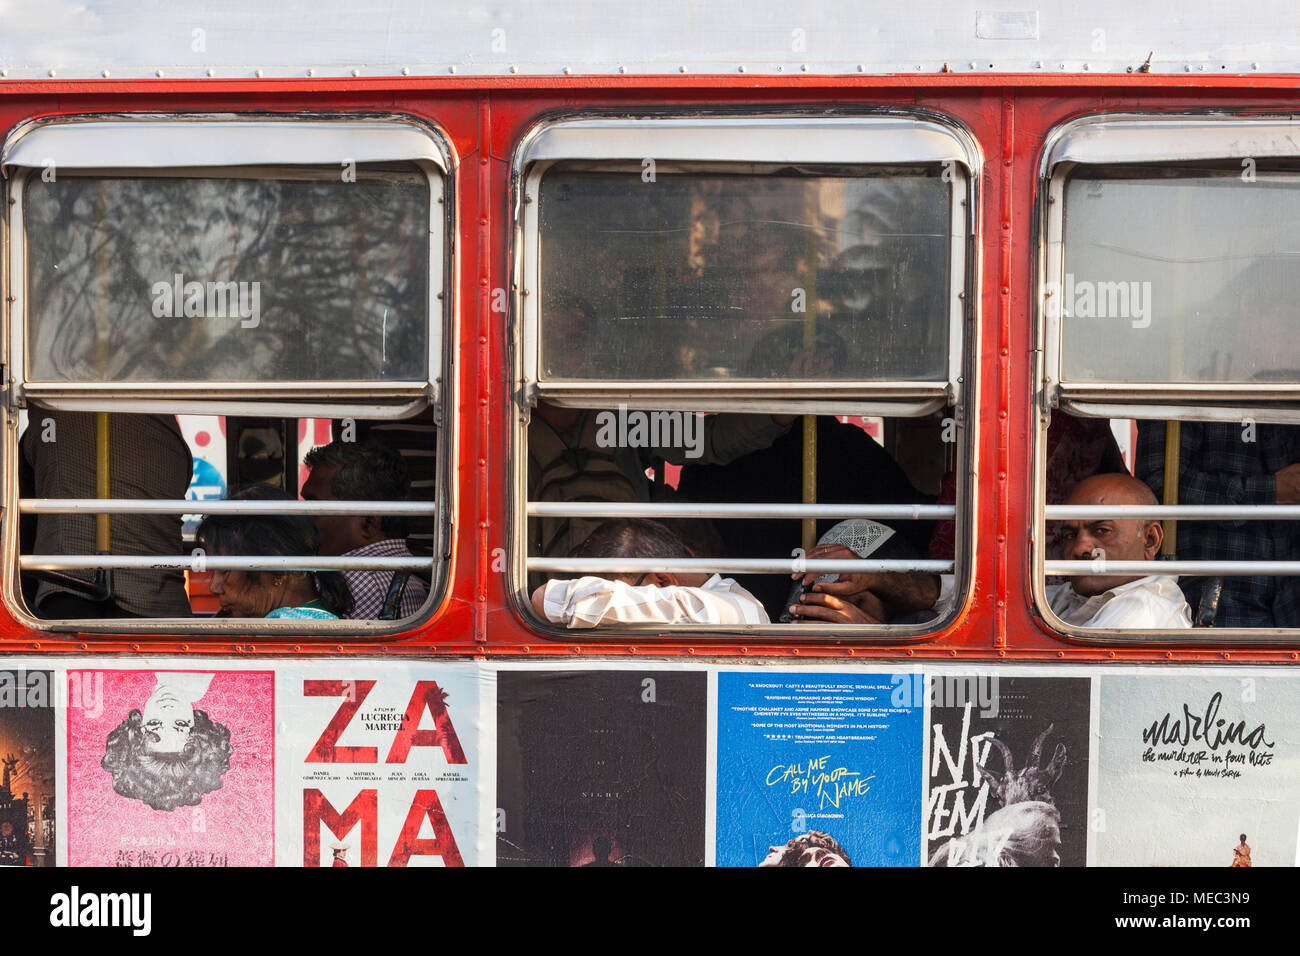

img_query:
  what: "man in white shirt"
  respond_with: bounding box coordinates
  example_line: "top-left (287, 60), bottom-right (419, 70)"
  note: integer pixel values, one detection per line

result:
top-left (1048, 473), bottom-right (1191, 629)
top-left (532, 519), bottom-right (769, 628)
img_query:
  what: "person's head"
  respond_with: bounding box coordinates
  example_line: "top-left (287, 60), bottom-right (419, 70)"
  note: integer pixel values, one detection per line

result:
top-left (197, 484), bottom-right (351, 617)
top-left (302, 439), bottom-right (412, 555)
top-left (591, 835), bottom-right (613, 862)
top-left (571, 519), bottom-right (704, 587)
top-left (1058, 473), bottom-right (1163, 596)
top-left (0, 821), bottom-right (12, 837)
top-left (759, 830), bottom-right (852, 867)
top-left (101, 708), bottom-right (233, 811)
top-left (141, 681), bottom-right (198, 754)
top-left (1240, 833), bottom-right (1248, 843)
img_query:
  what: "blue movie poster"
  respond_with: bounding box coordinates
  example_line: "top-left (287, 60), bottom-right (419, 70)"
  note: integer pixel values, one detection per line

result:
top-left (715, 671), bottom-right (923, 867)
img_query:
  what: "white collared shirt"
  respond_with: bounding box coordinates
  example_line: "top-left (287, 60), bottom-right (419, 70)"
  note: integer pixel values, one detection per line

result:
top-left (542, 574), bottom-right (770, 628)
top-left (1048, 575), bottom-right (1192, 629)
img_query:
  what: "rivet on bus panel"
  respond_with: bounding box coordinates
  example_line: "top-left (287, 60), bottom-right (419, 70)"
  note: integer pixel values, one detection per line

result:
top-left (79, 643), bottom-right (88, 650)
top-left (1109, 651), bottom-right (1116, 658)
top-left (336, 645), bottom-right (344, 652)
top-left (521, 646), bottom-right (530, 653)
top-left (571, 646), bottom-right (581, 653)
top-left (949, 650), bottom-right (957, 657)
top-left (1165, 651), bottom-right (1174, 659)
top-left (789, 648), bottom-right (797, 655)
top-left (998, 650), bottom-right (1006, 657)
top-left (1222, 652), bottom-right (1231, 659)
top-left (1057, 651), bottom-right (1065, 658)
top-left (180, 645), bottom-right (189, 652)
top-left (30, 644), bottom-right (39, 651)
top-left (628, 647), bottom-right (637, 654)
top-left (906, 649), bottom-right (914, 656)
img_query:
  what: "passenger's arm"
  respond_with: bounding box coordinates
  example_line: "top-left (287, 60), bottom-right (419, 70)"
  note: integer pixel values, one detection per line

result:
top-left (798, 543), bottom-right (940, 614)
top-left (534, 576), bottom-right (764, 627)
top-left (654, 413), bottom-right (791, 466)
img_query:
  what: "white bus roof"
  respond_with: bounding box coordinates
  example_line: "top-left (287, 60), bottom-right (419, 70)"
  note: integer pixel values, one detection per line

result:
top-left (1, 0), bottom-right (1299, 80)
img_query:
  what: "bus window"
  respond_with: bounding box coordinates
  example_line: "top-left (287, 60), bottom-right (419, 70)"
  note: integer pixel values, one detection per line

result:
top-left (514, 115), bottom-right (975, 636)
top-left (3, 116), bottom-right (451, 635)
top-left (1037, 115), bottom-right (1300, 638)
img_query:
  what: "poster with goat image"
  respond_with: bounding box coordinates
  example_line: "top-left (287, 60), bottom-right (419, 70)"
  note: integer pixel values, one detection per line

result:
top-left (1096, 674), bottom-right (1300, 867)
top-left (924, 674), bottom-right (1091, 867)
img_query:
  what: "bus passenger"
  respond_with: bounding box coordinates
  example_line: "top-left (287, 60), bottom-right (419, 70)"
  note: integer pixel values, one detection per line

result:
top-left (301, 440), bottom-right (428, 620)
top-left (531, 519), bottom-right (768, 627)
top-left (1048, 474), bottom-right (1191, 629)
top-left (1136, 420), bottom-right (1300, 628)
top-left (197, 485), bottom-right (351, 620)
top-left (22, 411), bottom-right (193, 619)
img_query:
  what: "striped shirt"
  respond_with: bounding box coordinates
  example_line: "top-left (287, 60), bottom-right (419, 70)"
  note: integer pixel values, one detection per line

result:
top-left (542, 574), bottom-right (769, 628)
top-left (1048, 575), bottom-right (1191, 629)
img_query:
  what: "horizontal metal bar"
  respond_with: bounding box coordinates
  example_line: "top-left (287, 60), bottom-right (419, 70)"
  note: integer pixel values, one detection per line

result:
top-left (527, 502), bottom-right (954, 520)
top-left (23, 398), bottom-right (433, 420)
top-left (1046, 560), bottom-right (1300, 576)
top-left (529, 557), bottom-right (952, 574)
top-left (21, 555), bottom-right (433, 571)
top-left (1047, 505), bottom-right (1300, 520)
top-left (20, 499), bottom-right (437, 515)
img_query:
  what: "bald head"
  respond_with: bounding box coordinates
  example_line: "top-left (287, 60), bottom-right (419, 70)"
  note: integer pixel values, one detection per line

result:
top-left (1065, 473), bottom-right (1158, 508)
top-left (1059, 473), bottom-right (1163, 596)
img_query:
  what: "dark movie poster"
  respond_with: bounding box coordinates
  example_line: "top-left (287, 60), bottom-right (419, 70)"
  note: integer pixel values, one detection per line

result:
top-left (496, 669), bottom-right (707, 867)
top-left (0, 670), bottom-right (55, 867)
top-left (925, 674), bottom-right (1090, 867)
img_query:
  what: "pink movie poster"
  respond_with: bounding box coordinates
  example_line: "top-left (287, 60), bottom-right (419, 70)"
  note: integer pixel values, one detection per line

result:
top-left (66, 669), bottom-right (274, 867)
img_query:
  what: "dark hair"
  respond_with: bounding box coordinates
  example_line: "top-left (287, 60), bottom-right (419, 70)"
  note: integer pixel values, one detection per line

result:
top-left (1240, 833), bottom-right (1248, 843)
top-left (304, 439), bottom-right (412, 538)
top-left (571, 519), bottom-right (689, 560)
top-left (769, 831), bottom-right (853, 867)
top-left (196, 483), bottom-right (351, 616)
top-left (101, 709), bottom-right (233, 811)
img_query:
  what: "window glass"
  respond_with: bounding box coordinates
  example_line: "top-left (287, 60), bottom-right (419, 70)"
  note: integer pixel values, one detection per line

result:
top-left (1060, 167), bottom-right (1300, 384)
top-left (537, 165), bottom-right (951, 382)
top-left (23, 166), bottom-right (430, 383)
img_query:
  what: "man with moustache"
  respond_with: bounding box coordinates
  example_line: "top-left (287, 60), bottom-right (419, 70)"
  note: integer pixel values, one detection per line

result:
top-left (1048, 473), bottom-right (1192, 629)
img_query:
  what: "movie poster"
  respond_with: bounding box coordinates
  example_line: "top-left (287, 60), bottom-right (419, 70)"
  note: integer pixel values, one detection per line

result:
top-left (496, 668), bottom-right (707, 867)
top-left (280, 663), bottom-right (482, 867)
top-left (66, 669), bottom-right (274, 867)
top-left (715, 671), bottom-right (922, 867)
top-left (0, 670), bottom-right (56, 867)
top-left (924, 674), bottom-right (1090, 867)
top-left (1097, 674), bottom-right (1300, 867)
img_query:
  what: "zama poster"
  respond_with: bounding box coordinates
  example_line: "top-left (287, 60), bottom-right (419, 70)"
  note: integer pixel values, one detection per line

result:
top-left (715, 671), bottom-right (922, 867)
top-left (279, 662), bottom-right (482, 867)
top-left (66, 668), bottom-right (274, 867)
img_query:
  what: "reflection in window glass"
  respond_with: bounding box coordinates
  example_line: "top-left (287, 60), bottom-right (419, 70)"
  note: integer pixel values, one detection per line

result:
top-left (538, 166), bottom-right (951, 382)
top-left (24, 167), bottom-right (430, 383)
top-left (1061, 167), bottom-right (1300, 384)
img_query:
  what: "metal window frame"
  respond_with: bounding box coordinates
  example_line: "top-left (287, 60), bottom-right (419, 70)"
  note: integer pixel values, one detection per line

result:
top-left (1041, 112), bottom-right (1300, 419)
top-left (0, 112), bottom-right (459, 638)
top-left (507, 108), bottom-right (981, 641)
top-left (1033, 111), bottom-right (1300, 644)
top-left (4, 113), bottom-right (450, 416)
top-left (516, 112), bottom-right (976, 415)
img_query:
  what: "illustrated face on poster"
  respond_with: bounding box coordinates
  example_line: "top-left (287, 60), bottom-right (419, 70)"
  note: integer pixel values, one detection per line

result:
top-left (715, 672), bottom-right (923, 867)
top-left (496, 670), bottom-right (707, 867)
top-left (0, 670), bottom-right (56, 867)
top-left (1097, 675), bottom-right (1300, 867)
top-left (924, 674), bottom-right (1090, 867)
top-left (283, 666), bottom-right (480, 867)
top-left (67, 670), bottom-right (274, 867)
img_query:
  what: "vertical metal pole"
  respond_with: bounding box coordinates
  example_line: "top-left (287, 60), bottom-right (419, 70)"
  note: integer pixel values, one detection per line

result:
top-left (1161, 420), bottom-right (1180, 555)
top-left (801, 184), bottom-right (819, 551)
